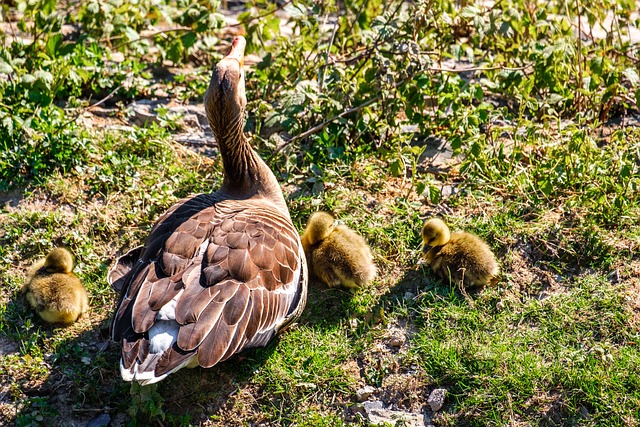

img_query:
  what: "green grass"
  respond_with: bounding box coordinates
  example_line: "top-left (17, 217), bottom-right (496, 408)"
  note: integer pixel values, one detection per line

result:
top-left (413, 275), bottom-right (640, 425)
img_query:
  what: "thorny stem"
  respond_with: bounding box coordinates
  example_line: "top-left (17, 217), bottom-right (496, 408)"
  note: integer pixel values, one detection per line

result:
top-left (575, 0), bottom-right (583, 112)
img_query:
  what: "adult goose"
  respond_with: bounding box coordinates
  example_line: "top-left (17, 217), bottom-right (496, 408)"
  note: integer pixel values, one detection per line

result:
top-left (109, 36), bottom-right (308, 385)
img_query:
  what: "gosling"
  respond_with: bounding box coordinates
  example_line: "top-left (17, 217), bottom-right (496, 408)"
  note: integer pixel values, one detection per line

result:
top-left (301, 211), bottom-right (376, 289)
top-left (21, 248), bottom-right (89, 325)
top-left (421, 218), bottom-right (499, 289)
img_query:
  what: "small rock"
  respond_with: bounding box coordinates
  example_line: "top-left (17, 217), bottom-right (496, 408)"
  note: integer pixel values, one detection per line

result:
top-left (427, 388), bottom-right (447, 412)
top-left (349, 403), bottom-right (367, 417)
top-left (81, 356), bottom-right (91, 365)
top-left (0, 336), bottom-right (20, 355)
top-left (386, 328), bottom-right (406, 348)
top-left (181, 113), bottom-right (202, 129)
top-left (86, 413), bottom-right (110, 427)
top-left (364, 400), bottom-right (428, 427)
top-left (128, 100), bottom-right (159, 126)
top-left (356, 385), bottom-right (375, 402)
top-left (441, 184), bottom-right (457, 198)
top-left (363, 400), bottom-right (384, 412)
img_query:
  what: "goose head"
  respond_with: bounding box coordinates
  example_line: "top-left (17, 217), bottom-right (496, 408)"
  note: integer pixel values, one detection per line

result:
top-left (205, 36), bottom-right (247, 139)
top-left (421, 218), bottom-right (451, 252)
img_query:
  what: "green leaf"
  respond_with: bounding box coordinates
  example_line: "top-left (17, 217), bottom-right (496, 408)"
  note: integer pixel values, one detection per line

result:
top-left (34, 70), bottom-right (54, 86)
top-left (0, 58), bottom-right (12, 74)
top-left (2, 116), bottom-right (14, 134)
top-left (620, 164), bottom-right (631, 178)
top-left (311, 180), bottom-right (324, 196)
top-left (123, 27), bottom-right (140, 42)
top-left (538, 179), bottom-right (553, 196)
top-left (389, 158), bottom-right (405, 177)
top-left (167, 40), bottom-right (184, 63)
top-left (22, 74), bottom-right (36, 84)
top-left (623, 67), bottom-right (639, 86)
top-left (46, 34), bottom-right (63, 57)
top-left (180, 32), bottom-right (197, 49)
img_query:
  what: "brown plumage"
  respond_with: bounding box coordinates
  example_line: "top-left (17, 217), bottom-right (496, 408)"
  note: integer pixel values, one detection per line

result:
top-left (109, 36), bottom-right (308, 385)
top-left (21, 248), bottom-right (89, 325)
top-left (421, 218), bottom-right (499, 289)
top-left (301, 211), bottom-right (376, 289)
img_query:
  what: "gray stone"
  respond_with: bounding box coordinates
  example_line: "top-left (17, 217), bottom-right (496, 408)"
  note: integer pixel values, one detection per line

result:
top-left (356, 385), bottom-right (375, 402)
top-left (386, 327), bottom-right (406, 348)
top-left (86, 413), bottom-right (110, 427)
top-left (427, 388), bottom-right (447, 412)
top-left (363, 400), bottom-right (429, 427)
top-left (128, 100), bottom-right (159, 126)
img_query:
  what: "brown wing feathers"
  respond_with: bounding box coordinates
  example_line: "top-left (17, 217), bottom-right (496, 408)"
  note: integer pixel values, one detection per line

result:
top-left (112, 199), bottom-right (305, 379)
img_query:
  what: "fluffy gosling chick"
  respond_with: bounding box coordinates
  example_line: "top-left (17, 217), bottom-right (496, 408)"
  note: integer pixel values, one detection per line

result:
top-left (21, 248), bottom-right (89, 325)
top-left (301, 211), bottom-right (376, 289)
top-left (421, 218), bottom-right (499, 289)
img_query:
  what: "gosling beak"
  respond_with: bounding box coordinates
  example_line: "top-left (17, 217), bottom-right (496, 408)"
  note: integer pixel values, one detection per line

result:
top-left (421, 243), bottom-right (431, 254)
top-left (226, 36), bottom-right (245, 68)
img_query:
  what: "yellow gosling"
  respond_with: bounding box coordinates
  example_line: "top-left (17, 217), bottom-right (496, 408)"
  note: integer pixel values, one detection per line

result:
top-left (22, 248), bottom-right (89, 325)
top-left (302, 211), bottom-right (376, 289)
top-left (421, 218), bottom-right (499, 289)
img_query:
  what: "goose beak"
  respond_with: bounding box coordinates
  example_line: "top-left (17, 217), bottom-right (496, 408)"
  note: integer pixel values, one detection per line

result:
top-left (226, 36), bottom-right (245, 68)
top-left (421, 243), bottom-right (431, 254)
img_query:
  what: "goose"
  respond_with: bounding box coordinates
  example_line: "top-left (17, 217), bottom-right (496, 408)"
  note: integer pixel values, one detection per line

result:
top-left (421, 217), bottom-right (498, 288)
top-left (301, 211), bottom-right (376, 289)
top-left (22, 247), bottom-right (89, 325)
top-left (109, 36), bottom-right (308, 385)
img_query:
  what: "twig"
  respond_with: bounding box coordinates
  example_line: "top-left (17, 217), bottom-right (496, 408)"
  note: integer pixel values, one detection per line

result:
top-left (350, 1), bottom-right (405, 79)
top-left (100, 26), bottom-right (190, 43)
top-left (426, 64), bottom-right (531, 73)
top-left (71, 407), bottom-right (115, 413)
top-left (573, 0), bottom-right (583, 112)
top-left (58, 81), bottom-right (125, 130)
top-left (319, 19), bottom-right (339, 91)
top-left (229, 0), bottom-right (293, 28)
top-left (85, 82), bottom-right (126, 111)
top-left (344, 0), bottom-right (367, 40)
top-left (568, 20), bottom-right (640, 65)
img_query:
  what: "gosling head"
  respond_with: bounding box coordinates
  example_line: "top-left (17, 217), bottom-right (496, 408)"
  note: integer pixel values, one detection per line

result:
top-left (43, 248), bottom-right (74, 274)
top-left (204, 36), bottom-right (247, 137)
top-left (421, 218), bottom-right (451, 253)
top-left (304, 211), bottom-right (338, 246)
